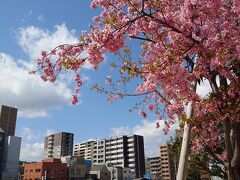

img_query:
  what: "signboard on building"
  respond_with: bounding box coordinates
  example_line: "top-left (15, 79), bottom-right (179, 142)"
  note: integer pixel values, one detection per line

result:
top-left (84, 160), bottom-right (92, 167)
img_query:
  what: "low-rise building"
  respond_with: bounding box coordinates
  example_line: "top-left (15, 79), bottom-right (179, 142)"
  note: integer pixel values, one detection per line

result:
top-left (145, 157), bottom-right (161, 179)
top-left (61, 156), bottom-right (91, 180)
top-left (107, 165), bottom-right (134, 180)
top-left (23, 158), bottom-right (67, 180)
top-left (89, 164), bottom-right (111, 180)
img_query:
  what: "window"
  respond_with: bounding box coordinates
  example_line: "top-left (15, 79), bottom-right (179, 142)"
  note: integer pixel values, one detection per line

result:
top-left (76, 168), bottom-right (81, 174)
top-left (35, 169), bottom-right (41, 172)
top-left (70, 168), bottom-right (75, 174)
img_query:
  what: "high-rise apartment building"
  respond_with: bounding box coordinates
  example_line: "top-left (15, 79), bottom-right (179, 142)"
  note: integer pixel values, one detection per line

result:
top-left (0, 105), bottom-right (17, 136)
top-left (44, 132), bottom-right (74, 158)
top-left (74, 135), bottom-right (145, 178)
top-left (105, 135), bottom-right (145, 178)
top-left (145, 157), bottom-right (161, 179)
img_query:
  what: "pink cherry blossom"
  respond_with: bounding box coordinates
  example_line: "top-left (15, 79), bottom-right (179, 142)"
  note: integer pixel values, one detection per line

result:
top-left (147, 104), bottom-right (153, 111)
top-left (156, 122), bottom-right (160, 128)
top-left (139, 110), bottom-right (147, 119)
top-left (35, 1), bottom-right (240, 177)
top-left (71, 95), bottom-right (78, 105)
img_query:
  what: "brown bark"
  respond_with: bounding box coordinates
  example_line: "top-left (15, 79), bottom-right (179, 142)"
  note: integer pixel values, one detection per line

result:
top-left (223, 118), bottom-right (235, 180)
top-left (209, 75), bottom-right (240, 179)
top-left (231, 123), bottom-right (240, 179)
top-left (220, 76), bottom-right (240, 179)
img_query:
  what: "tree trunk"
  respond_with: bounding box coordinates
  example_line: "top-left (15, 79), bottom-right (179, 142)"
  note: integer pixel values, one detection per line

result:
top-left (223, 118), bottom-right (235, 180)
top-left (231, 123), bottom-right (240, 179)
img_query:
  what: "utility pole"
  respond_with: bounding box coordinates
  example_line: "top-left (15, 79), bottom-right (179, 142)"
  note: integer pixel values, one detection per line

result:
top-left (176, 81), bottom-right (197, 180)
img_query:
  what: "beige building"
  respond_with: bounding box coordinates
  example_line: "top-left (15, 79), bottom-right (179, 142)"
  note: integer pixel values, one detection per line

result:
top-left (74, 140), bottom-right (96, 160)
top-left (145, 157), bottom-right (161, 179)
top-left (160, 144), bottom-right (175, 180)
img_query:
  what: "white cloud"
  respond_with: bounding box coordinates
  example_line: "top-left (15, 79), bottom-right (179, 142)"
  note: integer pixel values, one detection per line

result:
top-left (20, 127), bottom-right (40, 141)
top-left (0, 52), bottom-right (72, 118)
top-left (110, 127), bottom-right (131, 137)
top-left (17, 23), bottom-right (93, 70)
top-left (111, 120), bottom-right (179, 157)
top-left (0, 23), bottom-right (96, 118)
top-left (46, 129), bottom-right (56, 136)
top-left (196, 78), bottom-right (212, 98)
top-left (28, 10), bottom-right (33, 16)
top-left (20, 143), bottom-right (44, 162)
top-left (20, 128), bottom-right (57, 162)
top-left (17, 23), bottom-right (78, 60)
top-left (37, 14), bottom-right (44, 22)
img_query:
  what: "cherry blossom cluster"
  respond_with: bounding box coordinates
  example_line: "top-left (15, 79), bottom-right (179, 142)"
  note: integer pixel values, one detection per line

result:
top-left (36, 0), bottom-right (240, 162)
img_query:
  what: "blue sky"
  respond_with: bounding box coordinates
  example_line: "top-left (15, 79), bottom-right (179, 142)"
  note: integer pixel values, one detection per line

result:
top-left (0, 0), bottom-right (180, 161)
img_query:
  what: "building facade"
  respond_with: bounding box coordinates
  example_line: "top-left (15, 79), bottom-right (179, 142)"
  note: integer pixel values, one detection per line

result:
top-left (160, 144), bottom-right (175, 180)
top-left (145, 157), bottom-right (161, 179)
top-left (89, 164), bottom-right (111, 180)
top-left (107, 166), bottom-right (134, 180)
top-left (1, 136), bottom-right (21, 179)
top-left (74, 140), bottom-right (96, 160)
top-left (23, 158), bottom-right (68, 180)
top-left (0, 105), bottom-right (21, 180)
top-left (0, 105), bottom-right (17, 136)
top-left (44, 132), bottom-right (74, 158)
top-left (93, 139), bottom-right (105, 164)
top-left (74, 135), bottom-right (145, 178)
top-left (61, 156), bottom-right (92, 180)
top-left (105, 135), bottom-right (145, 178)
top-left (0, 128), bottom-right (5, 172)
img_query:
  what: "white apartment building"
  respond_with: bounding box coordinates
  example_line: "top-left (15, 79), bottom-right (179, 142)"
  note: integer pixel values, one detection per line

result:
top-left (93, 139), bottom-right (106, 164)
top-left (74, 135), bottom-right (145, 178)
